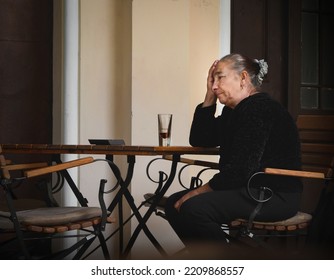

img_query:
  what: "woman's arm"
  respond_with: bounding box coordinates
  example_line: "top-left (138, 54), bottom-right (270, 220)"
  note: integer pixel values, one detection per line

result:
top-left (174, 183), bottom-right (213, 212)
top-left (189, 60), bottom-right (223, 147)
top-left (203, 60), bottom-right (219, 107)
top-left (189, 104), bottom-right (220, 147)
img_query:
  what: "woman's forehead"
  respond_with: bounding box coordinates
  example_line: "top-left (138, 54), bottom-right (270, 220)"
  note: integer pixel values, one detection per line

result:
top-left (214, 61), bottom-right (232, 75)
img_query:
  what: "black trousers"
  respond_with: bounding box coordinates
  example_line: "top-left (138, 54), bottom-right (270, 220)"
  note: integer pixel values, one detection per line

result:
top-left (165, 187), bottom-right (301, 245)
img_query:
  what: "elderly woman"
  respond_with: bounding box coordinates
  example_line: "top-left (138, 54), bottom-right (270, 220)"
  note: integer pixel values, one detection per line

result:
top-left (165, 53), bottom-right (303, 246)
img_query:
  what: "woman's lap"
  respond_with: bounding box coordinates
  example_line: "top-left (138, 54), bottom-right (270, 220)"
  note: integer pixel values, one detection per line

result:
top-left (164, 188), bottom-right (301, 243)
top-left (165, 188), bottom-right (255, 224)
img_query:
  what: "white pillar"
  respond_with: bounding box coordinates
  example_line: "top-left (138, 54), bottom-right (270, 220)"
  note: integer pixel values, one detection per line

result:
top-left (220, 0), bottom-right (231, 57)
top-left (62, 0), bottom-right (79, 206)
top-left (217, 0), bottom-right (231, 115)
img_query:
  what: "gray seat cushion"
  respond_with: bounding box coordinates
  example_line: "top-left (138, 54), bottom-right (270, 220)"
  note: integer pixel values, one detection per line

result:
top-left (0, 206), bottom-right (103, 228)
top-left (233, 211), bottom-right (312, 227)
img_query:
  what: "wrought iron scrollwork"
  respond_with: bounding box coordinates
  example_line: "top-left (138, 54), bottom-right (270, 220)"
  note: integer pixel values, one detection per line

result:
top-left (93, 158), bottom-right (122, 194)
top-left (146, 156), bottom-right (218, 190)
top-left (177, 164), bottom-right (215, 190)
top-left (146, 158), bottom-right (169, 184)
top-left (246, 171), bottom-right (274, 203)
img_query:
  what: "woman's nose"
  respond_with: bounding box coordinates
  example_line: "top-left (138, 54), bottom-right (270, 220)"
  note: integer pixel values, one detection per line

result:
top-left (212, 81), bottom-right (218, 91)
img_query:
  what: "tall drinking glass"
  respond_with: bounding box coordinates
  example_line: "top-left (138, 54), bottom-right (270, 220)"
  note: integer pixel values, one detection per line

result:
top-left (158, 114), bottom-right (172, 146)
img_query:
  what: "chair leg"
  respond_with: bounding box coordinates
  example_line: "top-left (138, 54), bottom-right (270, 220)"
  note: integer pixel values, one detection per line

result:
top-left (43, 234), bottom-right (94, 260)
top-left (233, 226), bottom-right (275, 251)
top-left (3, 188), bottom-right (31, 259)
top-left (97, 232), bottom-right (111, 259)
top-left (73, 235), bottom-right (97, 260)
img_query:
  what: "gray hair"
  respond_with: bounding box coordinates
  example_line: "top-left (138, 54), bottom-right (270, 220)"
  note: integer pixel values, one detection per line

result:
top-left (220, 53), bottom-right (268, 89)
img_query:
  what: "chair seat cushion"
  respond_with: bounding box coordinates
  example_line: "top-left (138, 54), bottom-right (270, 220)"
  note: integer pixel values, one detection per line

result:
top-left (0, 206), bottom-right (103, 226)
top-left (254, 211), bottom-right (312, 226)
top-left (231, 211), bottom-right (312, 231)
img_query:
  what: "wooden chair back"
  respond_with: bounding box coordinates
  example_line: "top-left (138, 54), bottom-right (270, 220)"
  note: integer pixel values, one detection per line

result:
top-left (296, 115), bottom-right (334, 213)
top-left (297, 115), bottom-right (334, 176)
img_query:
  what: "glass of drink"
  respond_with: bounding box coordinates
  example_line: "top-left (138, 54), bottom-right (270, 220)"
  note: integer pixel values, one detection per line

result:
top-left (158, 114), bottom-right (172, 146)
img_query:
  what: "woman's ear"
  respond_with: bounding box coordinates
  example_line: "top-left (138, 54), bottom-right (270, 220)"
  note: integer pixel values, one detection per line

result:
top-left (240, 70), bottom-right (249, 81)
top-left (240, 70), bottom-right (248, 88)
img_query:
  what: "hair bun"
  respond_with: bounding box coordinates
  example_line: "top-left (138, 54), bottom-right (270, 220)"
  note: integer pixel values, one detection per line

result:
top-left (254, 59), bottom-right (268, 84)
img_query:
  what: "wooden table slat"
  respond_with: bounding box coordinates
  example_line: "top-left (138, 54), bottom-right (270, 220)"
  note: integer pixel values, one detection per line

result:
top-left (0, 144), bottom-right (220, 156)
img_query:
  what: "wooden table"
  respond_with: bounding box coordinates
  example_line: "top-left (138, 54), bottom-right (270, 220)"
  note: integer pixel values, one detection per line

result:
top-left (0, 144), bottom-right (219, 156)
top-left (1, 143), bottom-right (219, 258)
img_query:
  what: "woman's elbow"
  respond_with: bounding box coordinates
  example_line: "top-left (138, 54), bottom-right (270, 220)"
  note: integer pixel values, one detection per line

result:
top-left (189, 137), bottom-right (217, 147)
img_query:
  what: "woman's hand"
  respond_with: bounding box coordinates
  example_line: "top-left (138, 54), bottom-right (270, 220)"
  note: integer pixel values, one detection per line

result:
top-left (174, 183), bottom-right (213, 212)
top-left (203, 60), bottom-right (219, 107)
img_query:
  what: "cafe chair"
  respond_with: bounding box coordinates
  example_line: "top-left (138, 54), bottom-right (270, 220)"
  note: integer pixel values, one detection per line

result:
top-left (0, 147), bottom-right (116, 259)
top-left (144, 114), bottom-right (334, 257)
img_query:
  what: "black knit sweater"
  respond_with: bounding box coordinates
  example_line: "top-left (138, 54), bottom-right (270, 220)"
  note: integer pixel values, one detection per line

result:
top-left (189, 92), bottom-right (303, 193)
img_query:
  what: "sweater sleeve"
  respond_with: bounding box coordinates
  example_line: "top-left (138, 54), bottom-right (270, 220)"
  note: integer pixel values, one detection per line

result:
top-left (189, 103), bottom-right (220, 147)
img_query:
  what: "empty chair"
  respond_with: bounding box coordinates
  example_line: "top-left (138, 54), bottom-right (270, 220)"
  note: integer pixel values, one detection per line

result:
top-left (0, 146), bottom-right (117, 259)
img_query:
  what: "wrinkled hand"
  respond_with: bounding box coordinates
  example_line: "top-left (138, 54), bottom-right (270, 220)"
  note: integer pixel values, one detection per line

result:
top-left (203, 60), bottom-right (219, 107)
top-left (174, 183), bottom-right (213, 212)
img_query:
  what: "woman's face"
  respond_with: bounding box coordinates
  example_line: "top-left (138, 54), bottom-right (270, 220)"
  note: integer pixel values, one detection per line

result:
top-left (212, 61), bottom-right (248, 108)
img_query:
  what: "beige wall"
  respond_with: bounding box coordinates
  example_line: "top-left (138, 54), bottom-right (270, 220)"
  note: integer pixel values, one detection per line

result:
top-left (80, 0), bottom-right (132, 144)
top-left (54, 0), bottom-right (227, 259)
top-left (132, 0), bottom-right (221, 147)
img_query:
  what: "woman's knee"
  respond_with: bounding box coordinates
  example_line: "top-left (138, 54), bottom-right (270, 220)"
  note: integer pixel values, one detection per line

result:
top-left (165, 190), bottom-right (188, 212)
top-left (165, 191), bottom-right (185, 218)
top-left (179, 195), bottom-right (213, 220)
top-left (165, 190), bottom-right (218, 222)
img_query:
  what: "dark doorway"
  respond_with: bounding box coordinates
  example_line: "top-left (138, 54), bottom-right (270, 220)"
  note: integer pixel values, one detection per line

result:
top-left (0, 0), bottom-right (53, 257)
